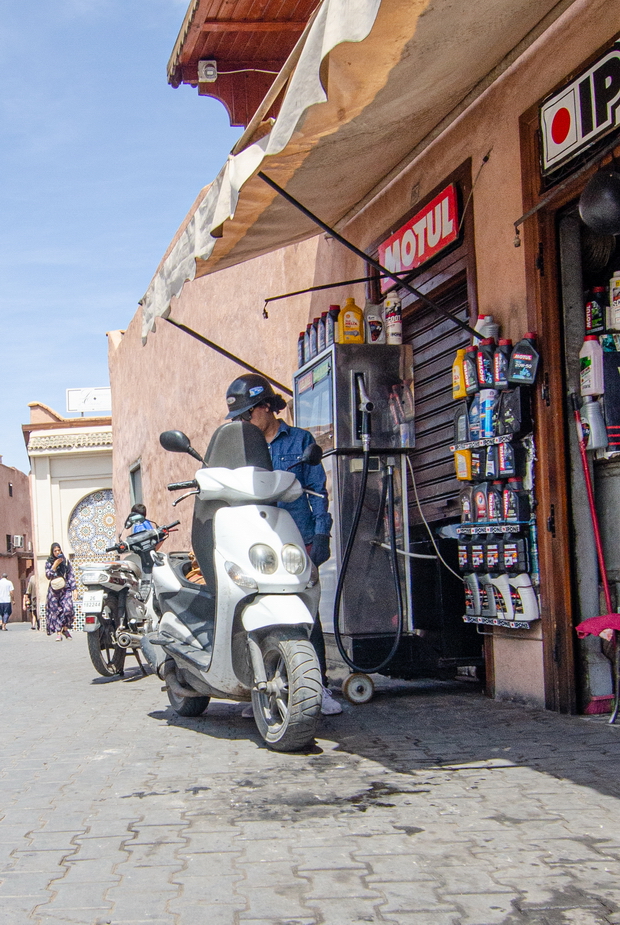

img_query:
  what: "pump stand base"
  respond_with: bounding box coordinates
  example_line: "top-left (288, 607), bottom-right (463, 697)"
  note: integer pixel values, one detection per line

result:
top-left (342, 673), bottom-right (375, 705)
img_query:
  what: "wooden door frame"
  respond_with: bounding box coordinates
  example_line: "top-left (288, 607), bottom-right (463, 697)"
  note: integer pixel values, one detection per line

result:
top-left (520, 102), bottom-right (620, 712)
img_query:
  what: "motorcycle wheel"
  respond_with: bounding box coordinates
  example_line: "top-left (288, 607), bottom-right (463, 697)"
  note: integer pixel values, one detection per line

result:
top-left (87, 624), bottom-right (126, 677)
top-left (167, 688), bottom-right (210, 717)
top-left (252, 629), bottom-right (322, 752)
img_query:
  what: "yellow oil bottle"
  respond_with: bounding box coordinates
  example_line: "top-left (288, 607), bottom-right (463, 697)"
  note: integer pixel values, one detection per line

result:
top-left (337, 297), bottom-right (365, 344)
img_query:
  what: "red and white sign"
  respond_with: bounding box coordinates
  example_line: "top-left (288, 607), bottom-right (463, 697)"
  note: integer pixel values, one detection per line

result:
top-left (378, 184), bottom-right (459, 292)
top-left (540, 40), bottom-right (620, 174)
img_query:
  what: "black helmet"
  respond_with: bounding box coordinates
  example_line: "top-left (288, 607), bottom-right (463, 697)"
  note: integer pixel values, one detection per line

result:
top-left (579, 169), bottom-right (620, 235)
top-left (225, 374), bottom-right (286, 419)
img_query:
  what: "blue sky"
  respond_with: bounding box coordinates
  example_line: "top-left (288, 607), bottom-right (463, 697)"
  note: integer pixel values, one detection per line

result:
top-left (0, 0), bottom-right (240, 471)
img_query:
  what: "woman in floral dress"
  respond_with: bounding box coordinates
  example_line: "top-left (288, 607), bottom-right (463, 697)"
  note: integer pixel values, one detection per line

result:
top-left (45, 543), bottom-right (77, 641)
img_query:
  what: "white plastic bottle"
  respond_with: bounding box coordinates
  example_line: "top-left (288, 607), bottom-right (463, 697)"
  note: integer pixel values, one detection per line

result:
top-left (609, 272), bottom-right (620, 331)
top-left (383, 292), bottom-right (403, 344)
top-left (580, 396), bottom-right (608, 450)
top-left (509, 574), bottom-right (540, 622)
top-left (489, 574), bottom-right (514, 620)
top-left (364, 300), bottom-right (386, 344)
top-left (480, 314), bottom-right (500, 341)
top-left (579, 335), bottom-right (604, 396)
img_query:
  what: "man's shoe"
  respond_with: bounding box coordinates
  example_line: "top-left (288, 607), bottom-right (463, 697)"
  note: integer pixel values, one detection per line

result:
top-left (321, 688), bottom-right (343, 715)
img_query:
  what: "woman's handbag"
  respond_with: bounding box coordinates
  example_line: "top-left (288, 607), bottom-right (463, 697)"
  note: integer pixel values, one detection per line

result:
top-left (50, 577), bottom-right (66, 592)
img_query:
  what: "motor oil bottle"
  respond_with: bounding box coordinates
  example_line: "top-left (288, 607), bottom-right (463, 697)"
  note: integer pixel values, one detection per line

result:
top-left (473, 483), bottom-right (489, 522)
top-left (480, 388), bottom-right (498, 438)
top-left (470, 541), bottom-right (486, 572)
top-left (303, 324), bottom-right (312, 363)
top-left (472, 313), bottom-right (488, 345)
top-left (502, 538), bottom-right (529, 573)
top-left (468, 393), bottom-right (481, 440)
top-left (498, 440), bottom-right (516, 478)
top-left (384, 291), bottom-right (403, 344)
top-left (484, 444), bottom-right (499, 479)
top-left (503, 478), bottom-right (530, 523)
top-left (297, 332), bottom-right (305, 368)
top-left (497, 387), bottom-right (532, 437)
top-left (309, 317), bottom-right (319, 358)
top-left (464, 573), bottom-right (482, 616)
top-left (454, 401), bottom-right (470, 444)
top-left (317, 312), bottom-right (328, 353)
top-left (476, 338), bottom-right (495, 388)
top-left (364, 300), bottom-right (385, 344)
top-left (487, 481), bottom-right (504, 522)
top-left (508, 332), bottom-right (540, 385)
top-left (479, 573), bottom-right (497, 617)
top-left (459, 484), bottom-right (474, 522)
top-left (464, 345), bottom-right (479, 395)
top-left (489, 573), bottom-right (514, 620)
top-left (458, 541), bottom-right (470, 571)
top-left (580, 395), bottom-right (608, 449)
top-left (326, 305), bottom-right (340, 345)
top-left (585, 287), bottom-right (606, 334)
top-left (338, 297), bottom-right (364, 344)
top-left (480, 314), bottom-right (500, 340)
top-left (454, 448), bottom-right (472, 480)
top-left (609, 272), bottom-right (620, 330)
top-left (493, 339), bottom-right (512, 389)
top-left (579, 335), bottom-right (604, 395)
top-left (471, 447), bottom-right (484, 480)
top-left (452, 348), bottom-right (467, 399)
top-left (509, 573), bottom-right (539, 622)
top-left (485, 538), bottom-right (502, 573)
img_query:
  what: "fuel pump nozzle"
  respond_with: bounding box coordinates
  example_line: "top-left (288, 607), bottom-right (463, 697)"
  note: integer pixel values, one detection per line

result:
top-left (355, 373), bottom-right (374, 452)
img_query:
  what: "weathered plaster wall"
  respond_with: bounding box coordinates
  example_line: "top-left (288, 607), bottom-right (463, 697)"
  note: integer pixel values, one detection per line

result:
top-left (109, 237), bottom-right (321, 549)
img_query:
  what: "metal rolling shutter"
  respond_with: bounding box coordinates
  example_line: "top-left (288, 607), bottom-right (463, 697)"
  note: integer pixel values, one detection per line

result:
top-left (403, 280), bottom-right (470, 525)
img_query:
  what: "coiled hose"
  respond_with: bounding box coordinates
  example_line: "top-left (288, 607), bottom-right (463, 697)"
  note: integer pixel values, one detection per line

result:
top-left (333, 455), bottom-right (405, 674)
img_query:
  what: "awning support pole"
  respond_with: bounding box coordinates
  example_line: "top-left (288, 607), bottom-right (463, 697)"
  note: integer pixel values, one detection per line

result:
top-left (165, 317), bottom-right (293, 396)
top-left (258, 172), bottom-right (479, 340)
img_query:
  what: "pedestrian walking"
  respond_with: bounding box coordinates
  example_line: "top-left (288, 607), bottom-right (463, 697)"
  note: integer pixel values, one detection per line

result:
top-left (23, 569), bottom-right (39, 630)
top-left (0, 572), bottom-right (15, 630)
top-left (45, 543), bottom-right (77, 641)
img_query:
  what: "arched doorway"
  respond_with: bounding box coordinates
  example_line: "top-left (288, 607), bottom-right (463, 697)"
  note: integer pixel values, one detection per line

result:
top-left (66, 489), bottom-right (116, 631)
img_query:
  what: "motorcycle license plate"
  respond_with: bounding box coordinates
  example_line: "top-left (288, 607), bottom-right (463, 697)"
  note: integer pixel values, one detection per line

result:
top-left (82, 590), bottom-right (104, 613)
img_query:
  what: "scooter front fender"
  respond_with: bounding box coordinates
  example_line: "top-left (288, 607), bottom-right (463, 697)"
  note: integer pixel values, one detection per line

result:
top-left (242, 595), bottom-right (314, 632)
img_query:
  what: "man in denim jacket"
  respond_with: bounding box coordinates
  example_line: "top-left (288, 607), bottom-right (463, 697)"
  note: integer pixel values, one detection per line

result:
top-left (225, 373), bottom-right (342, 715)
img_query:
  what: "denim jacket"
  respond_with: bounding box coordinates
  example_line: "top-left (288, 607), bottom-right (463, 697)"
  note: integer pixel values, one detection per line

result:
top-left (268, 421), bottom-right (332, 544)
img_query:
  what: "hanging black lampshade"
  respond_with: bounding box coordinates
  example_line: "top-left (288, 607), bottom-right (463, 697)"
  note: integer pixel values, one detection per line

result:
top-left (579, 168), bottom-right (620, 235)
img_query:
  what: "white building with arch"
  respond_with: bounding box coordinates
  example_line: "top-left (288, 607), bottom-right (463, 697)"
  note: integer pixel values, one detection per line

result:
top-left (23, 403), bottom-right (114, 629)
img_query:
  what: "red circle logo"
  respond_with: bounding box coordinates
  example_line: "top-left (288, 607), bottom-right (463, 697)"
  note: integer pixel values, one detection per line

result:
top-left (551, 107), bottom-right (572, 145)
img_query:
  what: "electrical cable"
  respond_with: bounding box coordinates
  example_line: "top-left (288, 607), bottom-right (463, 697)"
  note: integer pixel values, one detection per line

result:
top-left (406, 455), bottom-right (463, 583)
top-left (217, 68), bottom-right (279, 75)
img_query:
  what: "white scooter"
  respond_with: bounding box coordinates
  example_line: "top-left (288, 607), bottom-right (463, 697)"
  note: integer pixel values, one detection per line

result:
top-left (148, 421), bottom-right (323, 752)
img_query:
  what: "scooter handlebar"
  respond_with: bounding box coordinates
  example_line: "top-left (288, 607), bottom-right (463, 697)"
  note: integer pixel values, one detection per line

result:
top-left (162, 520), bottom-right (181, 531)
top-left (167, 480), bottom-right (199, 491)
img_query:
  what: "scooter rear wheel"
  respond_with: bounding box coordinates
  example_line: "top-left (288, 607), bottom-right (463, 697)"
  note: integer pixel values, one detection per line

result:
top-left (252, 629), bottom-right (322, 752)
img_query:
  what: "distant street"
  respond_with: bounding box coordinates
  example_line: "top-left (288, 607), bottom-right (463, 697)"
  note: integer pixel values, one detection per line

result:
top-left (2, 623), bottom-right (620, 925)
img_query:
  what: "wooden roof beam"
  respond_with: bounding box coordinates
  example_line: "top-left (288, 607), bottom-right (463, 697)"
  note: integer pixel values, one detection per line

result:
top-left (201, 21), bottom-right (306, 31)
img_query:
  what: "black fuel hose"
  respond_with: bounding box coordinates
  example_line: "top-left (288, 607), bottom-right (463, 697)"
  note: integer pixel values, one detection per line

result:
top-left (333, 457), bottom-right (405, 674)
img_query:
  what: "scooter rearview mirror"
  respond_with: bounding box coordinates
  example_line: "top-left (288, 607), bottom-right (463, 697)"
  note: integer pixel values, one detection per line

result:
top-left (124, 512), bottom-right (145, 529)
top-left (159, 430), bottom-right (203, 462)
top-left (301, 443), bottom-right (323, 467)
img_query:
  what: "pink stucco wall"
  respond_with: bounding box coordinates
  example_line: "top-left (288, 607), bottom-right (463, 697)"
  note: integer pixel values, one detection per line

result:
top-left (0, 461), bottom-right (33, 620)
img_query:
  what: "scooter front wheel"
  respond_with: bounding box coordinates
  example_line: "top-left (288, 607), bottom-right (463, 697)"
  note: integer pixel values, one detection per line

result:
top-left (252, 629), bottom-right (322, 752)
top-left (167, 688), bottom-right (210, 717)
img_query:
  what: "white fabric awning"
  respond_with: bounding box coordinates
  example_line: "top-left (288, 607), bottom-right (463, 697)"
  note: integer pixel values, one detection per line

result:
top-left (142, 0), bottom-right (571, 340)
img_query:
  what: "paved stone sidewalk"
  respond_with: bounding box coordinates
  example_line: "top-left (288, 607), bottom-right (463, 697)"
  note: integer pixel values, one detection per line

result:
top-left (2, 623), bottom-right (620, 925)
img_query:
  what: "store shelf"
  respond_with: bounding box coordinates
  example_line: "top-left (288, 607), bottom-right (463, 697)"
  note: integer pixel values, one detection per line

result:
top-left (450, 433), bottom-right (514, 452)
top-left (462, 614), bottom-right (538, 630)
top-left (457, 523), bottom-right (526, 535)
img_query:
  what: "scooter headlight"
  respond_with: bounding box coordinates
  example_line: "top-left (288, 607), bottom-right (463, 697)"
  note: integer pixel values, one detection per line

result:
top-left (225, 561), bottom-right (258, 591)
top-left (281, 544), bottom-right (306, 575)
top-left (248, 544), bottom-right (278, 575)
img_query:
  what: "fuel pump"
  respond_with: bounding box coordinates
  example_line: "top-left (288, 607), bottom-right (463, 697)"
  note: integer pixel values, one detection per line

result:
top-left (293, 344), bottom-right (415, 701)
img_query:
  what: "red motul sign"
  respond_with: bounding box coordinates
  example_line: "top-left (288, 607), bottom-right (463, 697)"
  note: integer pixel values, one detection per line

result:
top-left (378, 184), bottom-right (459, 292)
